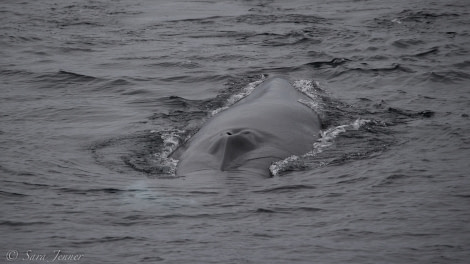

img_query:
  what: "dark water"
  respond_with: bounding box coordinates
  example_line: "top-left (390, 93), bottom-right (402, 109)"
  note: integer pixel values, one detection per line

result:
top-left (1, 0), bottom-right (469, 263)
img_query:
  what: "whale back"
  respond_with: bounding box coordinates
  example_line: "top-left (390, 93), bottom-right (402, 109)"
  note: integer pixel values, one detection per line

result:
top-left (171, 77), bottom-right (321, 177)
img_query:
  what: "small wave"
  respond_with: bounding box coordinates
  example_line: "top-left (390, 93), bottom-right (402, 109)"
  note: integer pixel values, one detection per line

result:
top-left (392, 38), bottom-right (425, 48)
top-left (56, 187), bottom-right (128, 195)
top-left (105, 78), bottom-right (133, 87)
top-left (255, 206), bottom-right (323, 214)
top-left (157, 74), bottom-right (227, 84)
top-left (0, 220), bottom-right (51, 226)
top-left (235, 14), bottom-right (324, 25)
top-left (374, 174), bottom-right (409, 187)
top-left (0, 69), bottom-right (36, 79)
top-left (387, 107), bottom-right (435, 118)
top-left (148, 60), bottom-right (202, 69)
top-left (414, 47), bottom-right (439, 57)
top-left (253, 31), bottom-right (321, 47)
top-left (332, 63), bottom-right (415, 79)
top-left (454, 60), bottom-right (470, 69)
top-left (155, 95), bottom-right (196, 109)
top-left (70, 236), bottom-right (139, 246)
top-left (398, 10), bottom-right (460, 23)
top-left (253, 184), bottom-right (316, 193)
top-left (0, 190), bottom-right (28, 198)
top-left (34, 70), bottom-right (101, 87)
top-left (269, 119), bottom-right (371, 176)
top-left (303, 58), bottom-right (350, 68)
top-left (165, 15), bottom-right (224, 24)
top-left (428, 71), bottom-right (470, 83)
top-left (56, 70), bottom-right (98, 80)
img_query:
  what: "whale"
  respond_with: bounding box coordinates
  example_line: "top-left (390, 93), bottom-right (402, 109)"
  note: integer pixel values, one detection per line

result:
top-left (170, 77), bottom-right (321, 177)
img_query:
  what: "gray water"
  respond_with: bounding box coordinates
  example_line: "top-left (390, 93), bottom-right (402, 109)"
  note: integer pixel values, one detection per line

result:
top-left (1, 0), bottom-right (469, 263)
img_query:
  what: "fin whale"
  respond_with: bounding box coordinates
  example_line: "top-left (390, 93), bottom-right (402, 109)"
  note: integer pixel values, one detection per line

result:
top-left (170, 77), bottom-right (321, 177)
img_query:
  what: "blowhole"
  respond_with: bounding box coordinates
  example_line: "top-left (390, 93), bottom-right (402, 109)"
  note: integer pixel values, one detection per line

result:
top-left (226, 132), bottom-right (232, 135)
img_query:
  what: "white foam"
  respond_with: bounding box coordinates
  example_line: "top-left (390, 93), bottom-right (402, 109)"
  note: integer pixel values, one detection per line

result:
top-left (152, 129), bottom-right (187, 175)
top-left (293, 79), bottom-right (324, 112)
top-left (211, 74), bottom-right (266, 116)
top-left (293, 79), bottom-right (322, 97)
top-left (269, 118), bottom-right (371, 176)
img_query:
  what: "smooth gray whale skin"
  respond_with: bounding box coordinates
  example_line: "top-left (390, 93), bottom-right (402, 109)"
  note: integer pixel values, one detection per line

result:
top-left (170, 77), bottom-right (321, 177)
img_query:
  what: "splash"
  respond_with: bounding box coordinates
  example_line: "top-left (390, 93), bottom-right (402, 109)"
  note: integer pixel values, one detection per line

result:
top-left (149, 129), bottom-right (187, 176)
top-left (310, 118), bottom-right (370, 155)
top-left (269, 118), bottom-right (371, 176)
top-left (211, 74), bottom-right (266, 116)
top-left (293, 79), bottom-right (325, 113)
top-left (293, 79), bottom-right (323, 97)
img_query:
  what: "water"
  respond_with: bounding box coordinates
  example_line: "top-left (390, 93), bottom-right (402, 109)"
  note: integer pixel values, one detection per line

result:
top-left (1, 0), bottom-right (469, 263)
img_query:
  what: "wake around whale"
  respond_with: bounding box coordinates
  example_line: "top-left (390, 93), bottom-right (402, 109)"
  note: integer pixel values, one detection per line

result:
top-left (170, 77), bottom-right (322, 177)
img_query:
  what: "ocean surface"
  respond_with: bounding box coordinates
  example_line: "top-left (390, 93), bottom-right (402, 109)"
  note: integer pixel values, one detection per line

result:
top-left (1, 0), bottom-right (469, 263)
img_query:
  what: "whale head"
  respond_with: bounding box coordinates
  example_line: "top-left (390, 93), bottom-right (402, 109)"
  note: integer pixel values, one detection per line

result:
top-left (209, 129), bottom-right (264, 171)
top-left (171, 128), bottom-right (287, 176)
